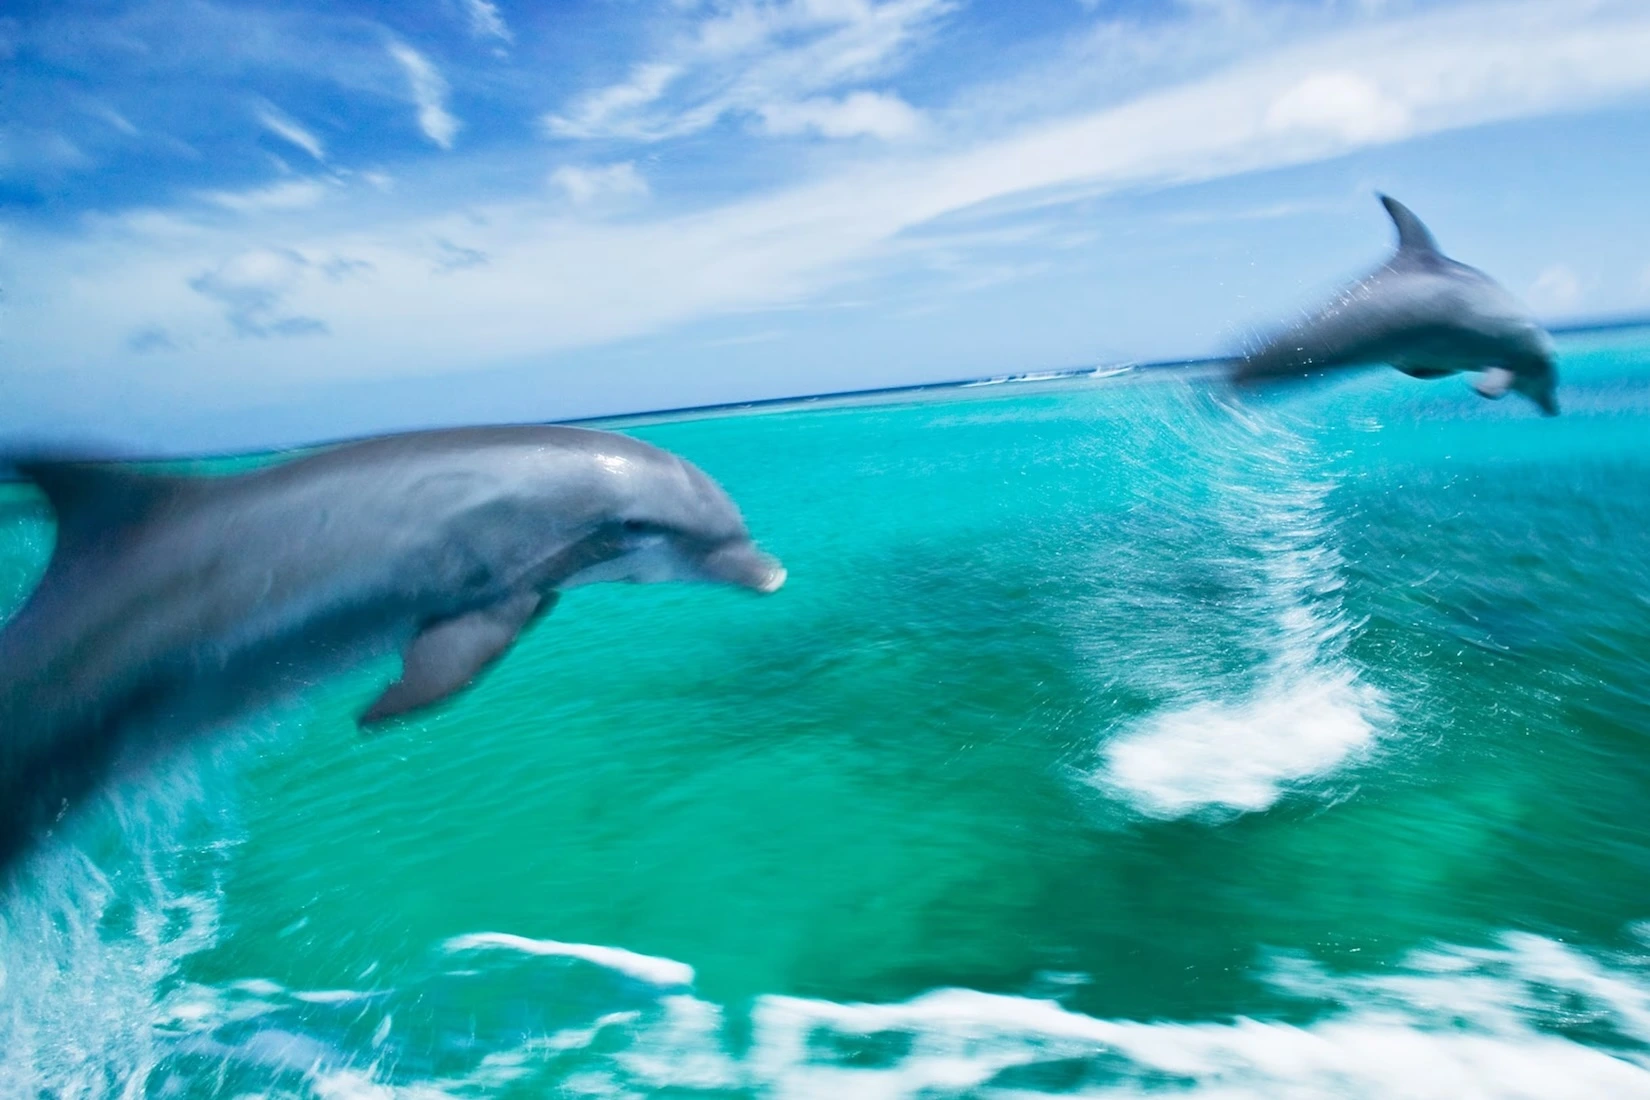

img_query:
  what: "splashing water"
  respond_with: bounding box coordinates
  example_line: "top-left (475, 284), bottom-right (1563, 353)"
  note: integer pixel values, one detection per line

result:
top-left (1093, 392), bottom-right (1388, 818)
top-left (0, 760), bottom-right (231, 1096)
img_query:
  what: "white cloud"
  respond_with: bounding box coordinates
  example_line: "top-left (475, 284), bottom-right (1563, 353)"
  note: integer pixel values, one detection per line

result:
top-left (544, 0), bottom-right (949, 141)
top-left (464, 0), bottom-right (513, 44)
top-left (91, 105), bottom-right (140, 138)
top-left (549, 161), bottom-right (650, 206)
top-left (201, 178), bottom-right (329, 213)
top-left (189, 249), bottom-right (327, 337)
top-left (1527, 264), bottom-right (1584, 313)
top-left (8, 0), bottom-right (1650, 422)
top-left (389, 42), bottom-right (460, 149)
top-left (1264, 72), bottom-right (1410, 143)
top-left (256, 105), bottom-right (326, 162)
top-left (433, 239), bottom-right (488, 272)
top-left (759, 91), bottom-right (924, 140)
top-left (547, 63), bottom-right (682, 140)
top-left (0, 131), bottom-right (90, 172)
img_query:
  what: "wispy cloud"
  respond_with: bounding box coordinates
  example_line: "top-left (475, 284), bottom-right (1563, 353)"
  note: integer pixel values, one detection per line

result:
top-left (433, 239), bottom-right (489, 273)
top-left (1160, 197), bottom-right (1348, 227)
top-left (200, 178), bottom-right (330, 213)
top-left (546, 63), bottom-right (680, 140)
top-left (759, 91), bottom-right (924, 140)
top-left (188, 249), bottom-right (329, 338)
top-left (1263, 71), bottom-right (1410, 143)
top-left (1527, 263), bottom-right (1585, 314)
top-left (544, 0), bottom-right (950, 141)
top-left (0, 131), bottom-right (90, 173)
top-left (464, 0), bottom-right (513, 46)
top-left (389, 42), bottom-right (460, 149)
top-left (90, 104), bottom-right (140, 138)
top-left (256, 104), bottom-right (326, 162)
top-left (549, 162), bottom-right (650, 206)
top-left (126, 325), bottom-right (177, 354)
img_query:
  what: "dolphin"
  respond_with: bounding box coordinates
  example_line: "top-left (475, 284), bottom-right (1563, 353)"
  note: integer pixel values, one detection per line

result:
top-left (0, 425), bottom-right (785, 875)
top-left (1231, 194), bottom-right (1558, 415)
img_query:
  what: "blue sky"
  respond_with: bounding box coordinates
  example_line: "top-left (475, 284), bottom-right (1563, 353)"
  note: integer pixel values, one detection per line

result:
top-left (3, 0), bottom-right (1649, 452)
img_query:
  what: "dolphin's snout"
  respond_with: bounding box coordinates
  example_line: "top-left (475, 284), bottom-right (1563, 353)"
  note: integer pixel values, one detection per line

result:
top-left (700, 543), bottom-right (786, 594)
top-left (1513, 355), bottom-right (1560, 417)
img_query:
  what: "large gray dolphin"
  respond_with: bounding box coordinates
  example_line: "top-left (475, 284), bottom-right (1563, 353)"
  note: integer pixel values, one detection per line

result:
top-left (1232, 194), bottom-right (1558, 414)
top-left (0, 425), bottom-right (785, 874)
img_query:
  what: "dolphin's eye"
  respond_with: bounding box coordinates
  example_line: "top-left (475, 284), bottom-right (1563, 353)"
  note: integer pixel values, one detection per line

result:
top-left (622, 519), bottom-right (664, 535)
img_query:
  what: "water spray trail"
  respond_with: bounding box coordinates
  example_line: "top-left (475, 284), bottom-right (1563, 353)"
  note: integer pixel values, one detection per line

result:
top-left (1095, 391), bottom-right (1387, 818)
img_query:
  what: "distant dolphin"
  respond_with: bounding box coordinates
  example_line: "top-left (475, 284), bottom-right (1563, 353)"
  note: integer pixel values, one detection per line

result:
top-left (1232, 195), bottom-right (1558, 415)
top-left (0, 425), bottom-right (785, 874)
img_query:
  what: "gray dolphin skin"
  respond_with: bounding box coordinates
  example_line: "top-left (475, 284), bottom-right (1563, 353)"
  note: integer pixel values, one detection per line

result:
top-left (1232, 194), bottom-right (1558, 415)
top-left (0, 425), bottom-right (784, 874)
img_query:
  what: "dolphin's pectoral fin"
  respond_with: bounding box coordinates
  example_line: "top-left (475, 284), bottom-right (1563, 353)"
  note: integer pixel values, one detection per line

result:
top-left (1472, 367), bottom-right (1516, 400)
top-left (360, 590), bottom-right (553, 729)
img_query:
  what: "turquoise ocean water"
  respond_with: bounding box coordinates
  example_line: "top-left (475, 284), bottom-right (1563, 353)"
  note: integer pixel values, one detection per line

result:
top-left (3, 329), bottom-right (1650, 1097)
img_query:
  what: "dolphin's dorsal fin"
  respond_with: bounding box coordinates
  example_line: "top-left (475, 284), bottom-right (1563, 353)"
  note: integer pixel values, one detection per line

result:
top-left (16, 461), bottom-right (192, 554)
top-left (1379, 194), bottom-right (1440, 258)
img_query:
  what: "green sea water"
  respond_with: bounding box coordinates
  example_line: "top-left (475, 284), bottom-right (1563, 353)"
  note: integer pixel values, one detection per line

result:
top-left (3, 330), bottom-right (1650, 1097)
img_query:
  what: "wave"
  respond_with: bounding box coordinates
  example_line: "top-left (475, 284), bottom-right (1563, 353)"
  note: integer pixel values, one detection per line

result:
top-left (740, 934), bottom-right (1650, 1098)
top-left (443, 932), bottom-right (695, 987)
top-left (149, 925), bottom-right (1650, 1098)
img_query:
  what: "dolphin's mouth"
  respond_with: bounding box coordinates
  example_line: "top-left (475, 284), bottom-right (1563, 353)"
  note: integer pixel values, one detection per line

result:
top-left (700, 543), bottom-right (786, 594)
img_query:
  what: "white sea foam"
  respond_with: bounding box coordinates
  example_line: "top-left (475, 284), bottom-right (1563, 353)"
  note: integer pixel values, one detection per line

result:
top-left (1099, 669), bottom-right (1384, 817)
top-left (743, 986), bottom-right (1650, 1100)
top-left (443, 931), bottom-right (696, 986)
top-left (17, 883), bottom-right (1650, 1100)
top-left (404, 931), bottom-right (1650, 1099)
top-left (291, 988), bottom-right (385, 1004)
